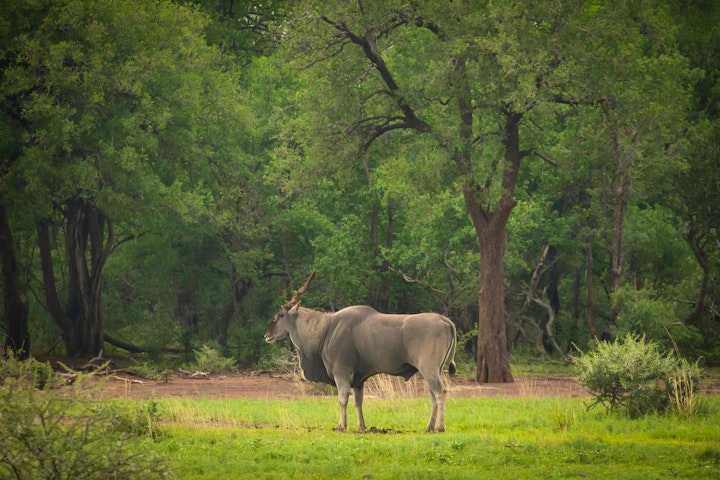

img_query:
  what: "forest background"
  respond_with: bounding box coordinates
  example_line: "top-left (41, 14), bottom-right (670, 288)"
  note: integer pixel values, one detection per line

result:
top-left (1, 0), bottom-right (718, 383)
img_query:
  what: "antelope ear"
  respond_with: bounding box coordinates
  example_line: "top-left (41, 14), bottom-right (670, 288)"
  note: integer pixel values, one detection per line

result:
top-left (289, 302), bottom-right (301, 315)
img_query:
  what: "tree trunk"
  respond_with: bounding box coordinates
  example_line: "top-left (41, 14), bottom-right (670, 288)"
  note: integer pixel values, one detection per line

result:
top-left (328, 25), bottom-right (520, 382)
top-left (685, 224), bottom-right (709, 327)
top-left (177, 285), bottom-right (198, 354)
top-left (571, 268), bottom-right (581, 321)
top-left (39, 198), bottom-right (114, 357)
top-left (533, 296), bottom-right (563, 356)
top-left (459, 108), bottom-right (521, 383)
top-left (38, 220), bottom-right (74, 337)
top-left (219, 265), bottom-right (251, 350)
top-left (0, 196), bottom-right (30, 358)
top-left (547, 245), bottom-right (561, 315)
top-left (585, 245), bottom-right (597, 338)
top-left (512, 244), bottom-right (550, 352)
top-left (453, 53), bottom-right (518, 383)
top-left (376, 200), bottom-right (394, 312)
top-left (473, 216), bottom-right (514, 382)
top-left (365, 150), bottom-right (393, 312)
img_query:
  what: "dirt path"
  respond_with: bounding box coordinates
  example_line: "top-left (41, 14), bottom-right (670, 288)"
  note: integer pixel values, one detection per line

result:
top-left (98, 368), bottom-right (720, 400)
top-left (99, 371), bottom-right (592, 400)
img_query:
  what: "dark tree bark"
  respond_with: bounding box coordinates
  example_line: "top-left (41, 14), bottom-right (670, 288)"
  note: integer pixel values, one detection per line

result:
top-left (38, 198), bottom-right (114, 357)
top-left (585, 245), bottom-right (597, 338)
top-left (0, 196), bottom-right (29, 358)
top-left (177, 283), bottom-right (199, 354)
top-left (474, 222), bottom-right (514, 381)
top-left (685, 222), bottom-right (710, 327)
top-left (104, 333), bottom-right (183, 354)
top-left (571, 268), bottom-right (581, 321)
top-left (450, 55), bottom-right (517, 382)
top-left (547, 245), bottom-right (561, 315)
top-left (219, 266), bottom-right (252, 350)
top-left (460, 108), bottom-right (522, 383)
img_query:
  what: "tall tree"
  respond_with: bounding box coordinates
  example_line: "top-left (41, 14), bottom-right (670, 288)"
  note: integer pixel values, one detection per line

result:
top-left (564, 3), bottom-right (695, 326)
top-left (667, 1), bottom-right (720, 334)
top-left (1, 0), bottom-right (248, 356)
top-left (0, 195), bottom-right (29, 357)
top-left (275, 1), bottom-right (590, 382)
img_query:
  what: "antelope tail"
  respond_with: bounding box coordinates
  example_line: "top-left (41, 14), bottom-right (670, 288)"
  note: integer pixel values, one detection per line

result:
top-left (446, 323), bottom-right (458, 377)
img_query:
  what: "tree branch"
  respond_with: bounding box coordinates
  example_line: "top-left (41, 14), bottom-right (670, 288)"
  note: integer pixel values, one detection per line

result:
top-left (103, 333), bottom-right (184, 354)
top-left (320, 14), bottom-right (431, 149)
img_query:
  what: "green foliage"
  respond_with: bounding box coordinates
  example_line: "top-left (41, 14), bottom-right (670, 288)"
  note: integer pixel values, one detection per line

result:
top-left (186, 345), bottom-right (237, 374)
top-left (126, 360), bottom-right (173, 382)
top-left (29, 358), bottom-right (54, 390)
top-left (612, 286), bottom-right (703, 358)
top-left (0, 355), bottom-right (172, 480)
top-left (0, 0), bottom-right (718, 369)
top-left (575, 334), bottom-right (702, 417)
top-left (100, 399), bottom-right (163, 440)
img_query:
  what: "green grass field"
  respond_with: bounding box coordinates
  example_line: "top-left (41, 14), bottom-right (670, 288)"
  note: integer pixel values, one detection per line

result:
top-left (128, 395), bottom-right (720, 479)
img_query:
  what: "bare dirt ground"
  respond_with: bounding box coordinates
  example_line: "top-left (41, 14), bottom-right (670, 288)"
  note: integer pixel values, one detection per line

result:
top-left (98, 370), bottom-right (720, 401)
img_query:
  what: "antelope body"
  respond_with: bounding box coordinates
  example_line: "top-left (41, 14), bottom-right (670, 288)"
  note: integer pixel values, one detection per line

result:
top-left (264, 273), bottom-right (456, 433)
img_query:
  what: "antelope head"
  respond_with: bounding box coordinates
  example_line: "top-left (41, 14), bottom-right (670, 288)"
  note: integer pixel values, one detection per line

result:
top-left (264, 272), bottom-right (315, 343)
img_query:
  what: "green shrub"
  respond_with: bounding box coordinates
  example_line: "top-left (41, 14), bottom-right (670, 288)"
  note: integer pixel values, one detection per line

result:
top-left (0, 355), bottom-right (172, 480)
top-left (126, 360), bottom-right (173, 381)
top-left (186, 345), bottom-right (237, 374)
top-left (574, 334), bottom-right (701, 417)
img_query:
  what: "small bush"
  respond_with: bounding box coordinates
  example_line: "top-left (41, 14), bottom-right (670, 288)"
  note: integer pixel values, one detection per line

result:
top-left (126, 360), bottom-right (172, 381)
top-left (575, 334), bottom-right (701, 417)
top-left (186, 345), bottom-right (237, 375)
top-left (0, 355), bottom-right (173, 480)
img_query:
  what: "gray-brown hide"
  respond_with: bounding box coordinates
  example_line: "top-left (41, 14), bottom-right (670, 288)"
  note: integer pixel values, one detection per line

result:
top-left (265, 279), bottom-right (456, 433)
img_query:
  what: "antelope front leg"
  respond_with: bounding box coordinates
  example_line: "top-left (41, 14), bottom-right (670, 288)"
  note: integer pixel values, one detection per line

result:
top-left (334, 382), bottom-right (351, 432)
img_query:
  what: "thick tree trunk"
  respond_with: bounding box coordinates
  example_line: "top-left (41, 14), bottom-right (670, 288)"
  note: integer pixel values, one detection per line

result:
top-left (454, 55), bottom-right (517, 383)
top-left (0, 197), bottom-right (30, 358)
top-left (475, 223), bottom-right (514, 382)
top-left (459, 108), bottom-right (521, 383)
top-left (38, 198), bottom-right (113, 357)
top-left (38, 220), bottom-right (74, 335)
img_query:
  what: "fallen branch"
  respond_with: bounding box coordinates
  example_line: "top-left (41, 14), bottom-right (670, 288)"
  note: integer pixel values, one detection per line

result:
top-left (178, 368), bottom-right (209, 379)
top-left (104, 333), bottom-right (184, 354)
top-left (111, 375), bottom-right (144, 385)
top-left (78, 350), bottom-right (112, 372)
